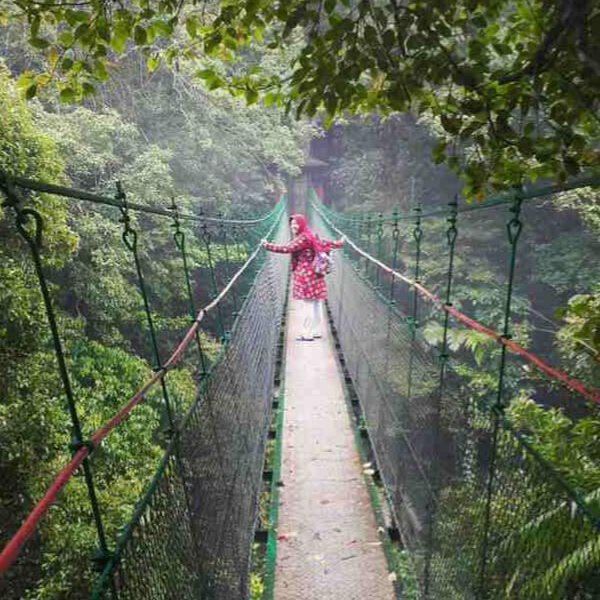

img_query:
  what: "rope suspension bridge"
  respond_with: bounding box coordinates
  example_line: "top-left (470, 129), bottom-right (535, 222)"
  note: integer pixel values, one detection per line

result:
top-left (1, 170), bottom-right (600, 600)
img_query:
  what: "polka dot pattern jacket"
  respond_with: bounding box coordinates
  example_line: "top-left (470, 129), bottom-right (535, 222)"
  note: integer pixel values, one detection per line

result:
top-left (264, 234), bottom-right (343, 300)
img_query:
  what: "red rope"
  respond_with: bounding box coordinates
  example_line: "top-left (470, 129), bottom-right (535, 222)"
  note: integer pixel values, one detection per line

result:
top-left (0, 241), bottom-right (266, 579)
top-left (0, 449), bottom-right (89, 576)
top-left (443, 304), bottom-right (600, 403)
top-left (320, 207), bottom-right (600, 407)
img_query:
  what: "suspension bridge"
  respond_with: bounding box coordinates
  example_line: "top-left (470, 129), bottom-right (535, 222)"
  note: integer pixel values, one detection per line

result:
top-left (1, 170), bottom-right (600, 600)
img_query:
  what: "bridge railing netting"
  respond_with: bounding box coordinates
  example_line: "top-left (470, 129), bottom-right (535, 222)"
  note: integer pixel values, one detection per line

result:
top-left (95, 217), bottom-right (289, 600)
top-left (0, 172), bottom-right (289, 600)
top-left (310, 181), bottom-right (600, 600)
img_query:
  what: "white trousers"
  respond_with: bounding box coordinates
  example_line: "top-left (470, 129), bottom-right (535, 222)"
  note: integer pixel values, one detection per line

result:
top-left (301, 299), bottom-right (323, 338)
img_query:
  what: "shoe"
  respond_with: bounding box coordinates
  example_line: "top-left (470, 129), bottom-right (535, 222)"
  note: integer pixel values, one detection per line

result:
top-left (313, 333), bottom-right (322, 339)
top-left (296, 335), bottom-right (314, 341)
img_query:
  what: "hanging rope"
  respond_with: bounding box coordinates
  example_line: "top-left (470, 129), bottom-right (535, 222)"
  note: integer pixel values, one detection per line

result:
top-left (312, 200), bottom-right (600, 406)
top-left (0, 170), bottom-right (278, 225)
top-left (311, 185), bottom-right (600, 600)
top-left (0, 174), bottom-right (286, 586)
top-left (170, 196), bottom-right (209, 377)
top-left (0, 174), bottom-right (114, 586)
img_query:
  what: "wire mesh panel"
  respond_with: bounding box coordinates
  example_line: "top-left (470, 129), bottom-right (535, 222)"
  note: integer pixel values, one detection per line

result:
top-left (314, 215), bottom-right (442, 591)
top-left (90, 213), bottom-right (290, 600)
top-left (0, 162), bottom-right (290, 600)
top-left (310, 186), bottom-right (600, 600)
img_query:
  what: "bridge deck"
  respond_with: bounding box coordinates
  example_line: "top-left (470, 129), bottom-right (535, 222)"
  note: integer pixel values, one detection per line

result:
top-left (274, 297), bottom-right (395, 600)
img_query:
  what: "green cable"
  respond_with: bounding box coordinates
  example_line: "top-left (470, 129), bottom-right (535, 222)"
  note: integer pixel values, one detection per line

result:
top-left (424, 198), bottom-right (459, 598)
top-left (477, 193), bottom-right (523, 600)
top-left (1, 174), bottom-right (116, 594)
top-left (200, 213), bottom-right (227, 341)
top-left (170, 197), bottom-right (208, 378)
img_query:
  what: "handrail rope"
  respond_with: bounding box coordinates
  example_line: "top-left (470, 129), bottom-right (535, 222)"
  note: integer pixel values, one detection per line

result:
top-left (94, 209), bottom-right (290, 597)
top-left (318, 174), bottom-right (600, 224)
top-left (0, 204), bottom-right (284, 579)
top-left (312, 201), bottom-right (600, 407)
top-left (1, 170), bottom-right (279, 225)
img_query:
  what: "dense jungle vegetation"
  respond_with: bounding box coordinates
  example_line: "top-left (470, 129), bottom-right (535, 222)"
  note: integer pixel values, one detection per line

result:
top-left (0, 18), bottom-right (317, 599)
top-left (1, 0), bottom-right (600, 598)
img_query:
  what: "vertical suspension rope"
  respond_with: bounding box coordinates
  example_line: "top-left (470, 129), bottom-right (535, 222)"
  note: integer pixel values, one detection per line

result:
top-left (219, 218), bottom-right (239, 319)
top-left (169, 197), bottom-right (208, 378)
top-left (230, 224), bottom-right (246, 321)
top-left (234, 223), bottom-right (253, 315)
top-left (117, 183), bottom-right (176, 429)
top-left (335, 209), bottom-right (348, 332)
top-left (375, 214), bottom-right (385, 290)
top-left (116, 182), bottom-right (200, 586)
top-left (0, 175), bottom-right (116, 592)
top-left (404, 205), bottom-right (423, 409)
top-left (383, 210), bottom-right (401, 376)
top-left (424, 198), bottom-right (458, 598)
top-left (216, 214), bottom-right (232, 335)
top-left (477, 192), bottom-right (524, 600)
top-left (364, 214), bottom-right (374, 278)
top-left (200, 210), bottom-right (227, 341)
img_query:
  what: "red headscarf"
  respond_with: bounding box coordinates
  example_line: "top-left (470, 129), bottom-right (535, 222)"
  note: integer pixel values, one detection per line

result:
top-left (289, 213), bottom-right (324, 252)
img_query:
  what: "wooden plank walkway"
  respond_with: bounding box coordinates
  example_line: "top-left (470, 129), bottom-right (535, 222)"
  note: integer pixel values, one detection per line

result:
top-left (274, 297), bottom-right (395, 600)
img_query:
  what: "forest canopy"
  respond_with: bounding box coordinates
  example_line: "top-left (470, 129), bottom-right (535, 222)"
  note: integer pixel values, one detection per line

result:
top-left (2, 2), bottom-right (600, 600)
top-left (4, 0), bottom-right (600, 196)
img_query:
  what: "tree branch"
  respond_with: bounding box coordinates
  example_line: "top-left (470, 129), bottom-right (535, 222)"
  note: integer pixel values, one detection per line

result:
top-left (575, 6), bottom-right (600, 79)
top-left (498, 0), bottom-right (592, 84)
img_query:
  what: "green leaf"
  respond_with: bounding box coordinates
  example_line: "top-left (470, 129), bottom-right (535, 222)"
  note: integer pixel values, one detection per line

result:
top-left (93, 59), bottom-right (109, 81)
top-left (224, 37), bottom-right (238, 51)
top-left (147, 56), bottom-right (160, 73)
top-left (207, 76), bottom-right (223, 90)
top-left (196, 68), bottom-right (216, 80)
top-left (382, 29), bottom-right (396, 50)
top-left (186, 16), bottom-right (198, 38)
top-left (25, 84), bottom-right (38, 100)
top-left (134, 26), bottom-right (147, 46)
top-left (46, 47), bottom-right (59, 67)
top-left (81, 82), bottom-right (95, 96)
top-left (111, 27), bottom-right (129, 53)
top-left (16, 72), bottom-right (35, 90)
top-left (59, 87), bottom-right (76, 102)
top-left (364, 25), bottom-right (378, 45)
top-left (58, 31), bottom-right (73, 46)
top-left (61, 57), bottom-right (74, 72)
top-left (263, 91), bottom-right (277, 107)
top-left (245, 88), bottom-right (259, 105)
top-left (440, 114), bottom-right (461, 135)
top-left (30, 14), bottom-right (41, 37)
top-left (29, 37), bottom-right (50, 50)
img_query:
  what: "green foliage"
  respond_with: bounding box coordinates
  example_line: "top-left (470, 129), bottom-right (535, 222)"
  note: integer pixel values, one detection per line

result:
top-left (500, 397), bottom-right (600, 599)
top-left (6, 0), bottom-right (600, 196)
top-left (507, 397), bottom-right (600, 493)
top-left (249, 572), bottom-right (264, 600)
top-left (389, 545), bottom-right (419, 600)
top-left (422, 322), bottom-right (496, 365)
top-left (533, 235), bottom-right (600, 297)
top-left (11, 343), bottom-right (170, 600)
top-left (430, 396), bottom-right (600, 600)
top-left (328, 113), bottom-right (459, 213)
top-left (0, 59), bottom-right (211, 600)
top-left (556, 289), bottom-right (600, 364)
top-left (248, 541), bottom-right (266, 600)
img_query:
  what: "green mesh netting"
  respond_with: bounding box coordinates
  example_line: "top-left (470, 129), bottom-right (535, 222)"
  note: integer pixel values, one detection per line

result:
top-left (311, 189), bottom-right (600, 600)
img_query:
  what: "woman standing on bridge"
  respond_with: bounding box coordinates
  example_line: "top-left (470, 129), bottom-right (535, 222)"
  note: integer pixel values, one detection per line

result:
top-left (262, 214), bottom-right (344, 341)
